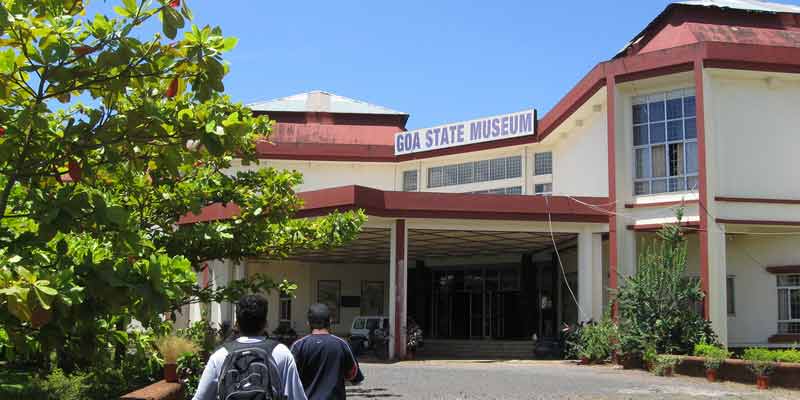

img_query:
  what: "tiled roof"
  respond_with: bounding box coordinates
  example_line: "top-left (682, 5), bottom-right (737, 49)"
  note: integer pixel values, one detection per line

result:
top-left (247, 90), bottom-right (407, 115)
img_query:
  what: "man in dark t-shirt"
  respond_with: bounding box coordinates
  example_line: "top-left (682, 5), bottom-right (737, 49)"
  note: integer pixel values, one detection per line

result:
top-left (291, 303), bottom-right (364, 400)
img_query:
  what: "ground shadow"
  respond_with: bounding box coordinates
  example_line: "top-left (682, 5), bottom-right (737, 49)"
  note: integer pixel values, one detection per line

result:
top-left (346, 387), bottom-right (402, 398)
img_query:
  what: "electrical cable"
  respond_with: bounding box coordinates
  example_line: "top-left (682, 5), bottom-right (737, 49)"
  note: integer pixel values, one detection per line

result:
top-left (545, 195), bottom-right (589, 321)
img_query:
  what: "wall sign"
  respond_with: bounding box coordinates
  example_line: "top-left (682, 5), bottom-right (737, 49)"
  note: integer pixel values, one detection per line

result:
top-left (394, 109), bottom-right (537, 156)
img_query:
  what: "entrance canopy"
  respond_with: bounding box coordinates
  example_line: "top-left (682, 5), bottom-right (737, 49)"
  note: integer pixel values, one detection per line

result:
top-left (179, 185), bottom-right (611, 225)
top-left (287, 227), bottom-right (576, 264)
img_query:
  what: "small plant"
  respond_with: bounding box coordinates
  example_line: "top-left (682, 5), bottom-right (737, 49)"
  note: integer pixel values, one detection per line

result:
top-left (743, 348), bottom-right (776, 377)
top-left (652, 354), bottom-right (680, 377)
top-left (642, 342), bottom-right (658, 370)
top-left (773, 346), bottom-right (800, 363)
top-left (694, 341), bottom-right (731, 371)
top-left (576, 319), bottom-right (617, 363)
top-left (178, 352), bottom-right (205, 400)
top-left (155, 335), bottom-right (199, 364)
top-left (40, 368), bottom-right (89, 400)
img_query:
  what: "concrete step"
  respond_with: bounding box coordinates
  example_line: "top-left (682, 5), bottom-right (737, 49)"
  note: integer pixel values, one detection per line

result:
top-left (416, 340), bottom-right (536, 359)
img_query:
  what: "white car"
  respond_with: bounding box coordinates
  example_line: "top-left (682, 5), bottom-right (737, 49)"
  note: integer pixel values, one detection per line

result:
top-left (349, 316), bottom-right (389, 351)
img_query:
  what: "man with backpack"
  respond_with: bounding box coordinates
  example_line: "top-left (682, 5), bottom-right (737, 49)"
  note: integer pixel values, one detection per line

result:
top-left (291, 303), bottom-right (364, 400)
top-left (192, 294), bottom-right (307, 400)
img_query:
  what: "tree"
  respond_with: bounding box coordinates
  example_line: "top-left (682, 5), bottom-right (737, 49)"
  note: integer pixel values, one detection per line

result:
top-left (0, 0), bottom-right (365, 371)
top-left (615, 209), bottom-right (716, 356)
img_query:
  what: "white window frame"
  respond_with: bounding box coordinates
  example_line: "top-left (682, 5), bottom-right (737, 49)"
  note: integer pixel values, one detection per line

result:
top-left (427, 155), bottom-right (522, 189)
top-left (533, 151), bottom-right (553, 176)
top-left (632, 88), bottom-right (698, 196)
top-left (534, 183), bottom-right (552, 195)
top-left (777, 274), bottom-right (800, 334)
top-left (402, 170), bottom-right (418, 192)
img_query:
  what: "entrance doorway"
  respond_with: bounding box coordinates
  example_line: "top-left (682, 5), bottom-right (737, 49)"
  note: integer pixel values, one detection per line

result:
top-left (431, 265), bottom-right (522, 339)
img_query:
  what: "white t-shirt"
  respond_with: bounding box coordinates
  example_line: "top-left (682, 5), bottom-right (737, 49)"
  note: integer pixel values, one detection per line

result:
top-left (192, 336), bottom-right (307, 400)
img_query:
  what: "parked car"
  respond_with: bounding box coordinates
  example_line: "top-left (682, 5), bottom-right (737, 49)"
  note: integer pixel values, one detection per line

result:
top-left (349, 316), bottom-right (389, 356)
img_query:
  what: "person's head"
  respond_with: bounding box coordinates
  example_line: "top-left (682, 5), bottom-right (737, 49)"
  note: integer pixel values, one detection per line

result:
top-left (307, 303), bottom-right (332, 330)
top-left (236, 294), bottom-right (268, 336)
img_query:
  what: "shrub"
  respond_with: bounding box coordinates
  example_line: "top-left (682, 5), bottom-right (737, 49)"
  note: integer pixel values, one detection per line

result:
top-left (743, 348), bottom-right (777, 377)
top-left (616, 210), bottom-right (718, 357)
top-left (693, 341), bottom-right (731, 370)
top-left (177, 352), bottom-right (205, 400)
top-left (642, 343), bottom-right (658, 368)
top-left (156, 336), bottom-right (200, 364)
top-left (652, 355), bottom-right (680, 376)
top-left (40, 368), bottom-right (89, 400)
top-left (773, 347), bottom-right (800, 364)
top-left (577, 319), bottom-right (617, 363)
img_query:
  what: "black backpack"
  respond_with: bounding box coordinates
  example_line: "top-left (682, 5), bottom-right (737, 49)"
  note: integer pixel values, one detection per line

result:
top-left (217, 339), bottom-right (286, 400)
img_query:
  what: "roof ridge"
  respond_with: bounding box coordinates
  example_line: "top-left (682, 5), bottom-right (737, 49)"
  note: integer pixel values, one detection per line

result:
top-left (247, 90), bottom-right (407, 115)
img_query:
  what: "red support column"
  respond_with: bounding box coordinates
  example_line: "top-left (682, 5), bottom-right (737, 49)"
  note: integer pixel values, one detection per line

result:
top-left (606, 75), bottom-right (619, 318)
top-left (694, 60), bottom-right (711, 319)
top-left (393, 219), bottom-right (407, 359)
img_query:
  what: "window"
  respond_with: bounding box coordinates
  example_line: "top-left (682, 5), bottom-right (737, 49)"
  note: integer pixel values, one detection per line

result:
top-left (778, 274), bottom-right (800, 334)
top-left (402, 170), bottom-right (418, 192)
top-left (535, 183), bottom-right (552, 195)
top-left (632, 88), bottom-right (698, 195)
top-left (468, 186), bottom-right (522, 195)
top-left (427, 156), bottom-right (522, 188)
top-left (534, 152), bottom-right (553, 175)
top-left (279, 292), bottom-right (292, 323)
top-left (727, 276), bottom-right (735, 316)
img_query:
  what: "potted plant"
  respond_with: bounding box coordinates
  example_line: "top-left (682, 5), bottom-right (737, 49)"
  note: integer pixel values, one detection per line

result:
top-left (156, 335), bottom-right (199, 383)
top-left (652, 354), bottom-right (680, 377)
top-left (642, 343), bottom-right (658, 371)
top-left (743, 348), bottom-right (776, 390)
top-left (693, 341), bottom-right (730, 382)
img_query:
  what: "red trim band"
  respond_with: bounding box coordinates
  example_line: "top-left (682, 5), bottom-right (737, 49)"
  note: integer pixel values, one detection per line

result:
top-left (766, 266), bottom-right (800, 274)
top-left (715, 196), bottom-right (800, 205)
top-left (716, 218), bottom-right (800, 226)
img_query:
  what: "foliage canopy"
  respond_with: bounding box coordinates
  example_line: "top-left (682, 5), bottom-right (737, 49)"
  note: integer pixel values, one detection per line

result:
top-left (0, 0), bottom-right (365, 372)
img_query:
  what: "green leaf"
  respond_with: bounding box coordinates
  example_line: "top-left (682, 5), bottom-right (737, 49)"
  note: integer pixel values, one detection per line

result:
top-left (105, 206), bottom-right (129, 225)
top-left (8, 255), bottom-right (21, 264)
top-left (0, 49), bottom-right (15, 75)
top-left (222, 37), bottom-right (238, 52)
top-left (111, 330), bottom-right (129, 346)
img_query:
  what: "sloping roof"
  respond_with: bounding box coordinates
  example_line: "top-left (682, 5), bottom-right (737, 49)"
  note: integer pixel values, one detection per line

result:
top-left (248, 90), bottom-right (407, 115)
top-left (678, 0), bottom-right (800, 13)
top-left (615, 0), bottom-right (800, 58)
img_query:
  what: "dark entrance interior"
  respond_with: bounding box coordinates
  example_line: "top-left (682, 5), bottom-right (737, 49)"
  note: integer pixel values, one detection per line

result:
top-left (406, 229), bottom-right (577, 341)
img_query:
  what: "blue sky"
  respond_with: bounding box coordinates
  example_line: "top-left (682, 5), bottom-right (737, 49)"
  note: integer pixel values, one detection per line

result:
top-left (89, 0), bottom-right (685, 129)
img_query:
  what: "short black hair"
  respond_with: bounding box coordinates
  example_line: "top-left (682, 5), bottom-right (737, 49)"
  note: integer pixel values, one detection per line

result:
top-left (236, 294), bottom-right (268, 336)
top-left (307, 303), bottom-right (331, 329)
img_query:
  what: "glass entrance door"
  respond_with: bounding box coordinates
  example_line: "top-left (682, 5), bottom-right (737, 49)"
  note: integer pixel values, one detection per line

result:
top-left (431, 265), bottom-right (522, 340)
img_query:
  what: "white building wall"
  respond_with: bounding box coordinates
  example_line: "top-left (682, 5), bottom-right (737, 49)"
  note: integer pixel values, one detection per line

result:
top-left (726, 235), bottom-right (799, 346)
top-left (708, 70), bottom-right (800, 200)
top-left (246, 260), bottom-right (389, 336)
top-left (230, 160), bottom-right (398, 192)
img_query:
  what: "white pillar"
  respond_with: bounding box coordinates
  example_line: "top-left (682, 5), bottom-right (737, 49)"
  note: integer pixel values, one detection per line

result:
top-left (578, 229), bottom-right (594, 322)
top-left (592, 233), bottom-right (604, 320)
top-left (708, 224), bottom-right (728, 345)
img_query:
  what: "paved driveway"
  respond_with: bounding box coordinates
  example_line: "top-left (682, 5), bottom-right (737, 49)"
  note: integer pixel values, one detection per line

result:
top-left (347, 360), bottom-right (796, 399)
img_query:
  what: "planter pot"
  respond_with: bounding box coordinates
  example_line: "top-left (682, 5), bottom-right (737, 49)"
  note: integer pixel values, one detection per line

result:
top-left (662, 367), bottom-right (673, 377)
top-left (705, 369), bottom-right (718, 382)
top-left (621, 354), bottom-right (643, 370)
top-left (756, 375), bottom-right (770, 390)
top-left (164, 363), bottom-right (178, 383)
top-left (579, 357), bottom-right (590, 365)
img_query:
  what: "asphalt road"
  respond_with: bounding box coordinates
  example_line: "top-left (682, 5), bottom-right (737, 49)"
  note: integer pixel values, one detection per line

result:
top-left (346, 360), bottom-right (797, 399)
